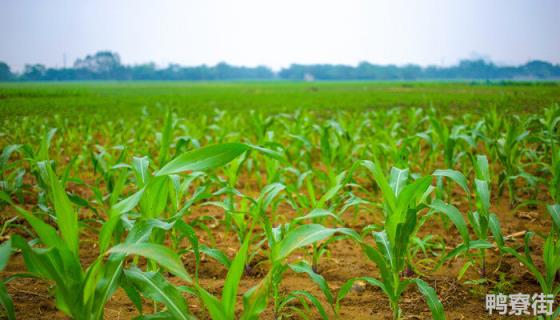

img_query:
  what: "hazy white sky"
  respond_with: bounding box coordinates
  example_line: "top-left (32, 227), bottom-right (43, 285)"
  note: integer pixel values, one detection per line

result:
top-left (1, 0), bottom-right (559, 71)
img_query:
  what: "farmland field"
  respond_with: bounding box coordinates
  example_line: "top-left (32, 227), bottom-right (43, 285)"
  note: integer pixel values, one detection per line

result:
top-left (1, 81), bottom-right (560, 319)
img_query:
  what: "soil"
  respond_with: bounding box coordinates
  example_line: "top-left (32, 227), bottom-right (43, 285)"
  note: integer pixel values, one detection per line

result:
top-left (1, 179), bottom-right (558, 320)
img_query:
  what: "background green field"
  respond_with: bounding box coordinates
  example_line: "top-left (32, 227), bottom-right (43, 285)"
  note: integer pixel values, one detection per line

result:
top-left (1, 82), bottom-right (559, 120)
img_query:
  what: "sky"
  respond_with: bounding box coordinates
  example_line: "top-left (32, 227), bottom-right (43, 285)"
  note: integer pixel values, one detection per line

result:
top-left (1, 0), bottom-right (559, 71)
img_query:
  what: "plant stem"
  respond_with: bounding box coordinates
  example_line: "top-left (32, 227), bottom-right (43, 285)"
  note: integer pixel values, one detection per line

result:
top-left (392, 272), bottom-right (401, 320)
top-left (391, 300), bottom-right (400, 320)
top-left (480, 249), bottom-right (486, 278)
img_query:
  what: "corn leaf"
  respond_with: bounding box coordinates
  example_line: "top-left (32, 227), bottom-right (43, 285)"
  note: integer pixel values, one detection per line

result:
top-left (547, 204), bottom-right (560, 230)
top-left (360, 244), bottom-right (394, 297)
top-left (474, 155), bottom-right (490, 181)
top-left (488, 213), bottom-right (504, 247)
top-left (289, 290), bottom-right (328, 320)
top-left (156, 143), bottom-right (249, 176)
top-left (199, 245), bottom-right (231, 269)
top-left (240, 272), bottom-right (271, 320)
top-left (361, 160), bottom-right (397, 213)
top-left (293, 209), bottom-right (341, 224)
top-left (289, 261), bottom-right (333, 305)
top-left (0, 281), bottom-right (15, 320)
top-left (272, 224), bottom-right (352, 263)
top-left (222, 234), bottom-right (250, 318)
top-left (0, 240), bottom-right (11, 271)
top-left (374, 231), bottom-right (395, 271)
top-left (0, 239), bottom-right (14, 320)
top-left (174, 221), bottom-right (200, 279)
top-left (124, 267), bottom-right (193, 320)
top-left (389, 167), bottom-right (409, 197)
top-left (433, 169), bottom-right (470, 196)
top-left (412, 278), bottom-right (445, 320)
top-left (42, 162), bottom-right (79, 255)
top-left (108, 243), bottom-right (191, 282)
top-left (474, 179), bottom-right (490, 215)
top-left (159, 110), bottom-right (173, 166)
top-left (429, 200), bottom-right (470, 246)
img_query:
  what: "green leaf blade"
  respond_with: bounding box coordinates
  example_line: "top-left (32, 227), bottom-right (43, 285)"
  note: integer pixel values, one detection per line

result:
top-left (108, 243), bottom-right (191, 282)
top-left (156, 143), bottom-right (249, 176)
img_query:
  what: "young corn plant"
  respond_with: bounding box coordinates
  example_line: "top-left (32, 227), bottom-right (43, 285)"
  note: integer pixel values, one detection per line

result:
top-left (269, 223), bottom-right (359, 319)
top-left (206, 182), bottom-right (287, 275)
top-left (427, 118), bottom-right (478, 200)
top-left (495, 116), bottom-right (530, 207)
top-left (117, 143), bottom-right (290, 318)
top-left (493, 204), bottom-right (560, 319)
top-left (196, 233), bottom-right (251, 319)
top-left (195, 232), bottom-right (280, 320)
top-left (0, 168), bottom-right (192, 320)
top-left (101, 143), bottom-right (250, 248)
top-left (246, 192), bottom-right (360, 320)
top-left (429, 116), bottom-right (459, 170)
top-left (0, 142), bottom-right (250, 319)
top-left (8, 128), bottom-right (59, 209)
top-left (338, 160), bottom-right (445, 320)
top-left (287, 169), bottom-right (350, 272)
top-left (430, 155), bottom-right (502, 278)
top-left (541, 104), bottom-right (560, 203)
top-left (0, 144), bottom-right (25, 205)
top-left (197, 218), bottom-right (358, 319)
top-left (288, 259), bottom-right (342, 318)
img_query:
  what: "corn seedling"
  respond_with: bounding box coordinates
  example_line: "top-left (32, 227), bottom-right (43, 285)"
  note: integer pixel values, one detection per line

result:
top-left (495, 117), bottom-right (531, 207)
top-left (494, 204), bottom-right (560, 319)
top-left (430, 155), bottom-right (502, 278)
top-left (338, 161), bottom-right (445, 320)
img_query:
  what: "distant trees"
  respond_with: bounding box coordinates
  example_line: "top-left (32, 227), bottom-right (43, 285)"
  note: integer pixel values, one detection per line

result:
top-left (22, 64), bottom-right (47, 81)
top-left (122, 62), bottom-right (275, 81)
top-left (0, 62), bottom-right (13, 81)
top-left (523, 60), bottom-right (556, 78)
top-left (3, 51), bottom-right (560, 81)
top-left (72, 51), bottom-right (124, 79)
top-left (74, 51), bottom-right (122, 73)
top-left (279, 59), bottom-right (560, 81)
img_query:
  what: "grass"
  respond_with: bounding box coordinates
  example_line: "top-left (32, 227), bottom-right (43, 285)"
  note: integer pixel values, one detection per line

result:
top-left (1, 81), bottom-right (560, 120)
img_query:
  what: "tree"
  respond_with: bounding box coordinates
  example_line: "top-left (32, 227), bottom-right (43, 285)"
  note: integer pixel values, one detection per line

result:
top-left (22, 64), bottom-right (47, 81)
top-left (0, 62), bottom-right (13, 81)
top-left (74, 51), bottom-right (123, 79)
top-left (3, 51), bottom-right (560, 81)
top-left (523, 60), bottom-right (559, 79)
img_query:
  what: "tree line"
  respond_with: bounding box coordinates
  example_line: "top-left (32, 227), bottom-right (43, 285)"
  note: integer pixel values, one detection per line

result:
top-left (1, 51), bottom-right (559, 81)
